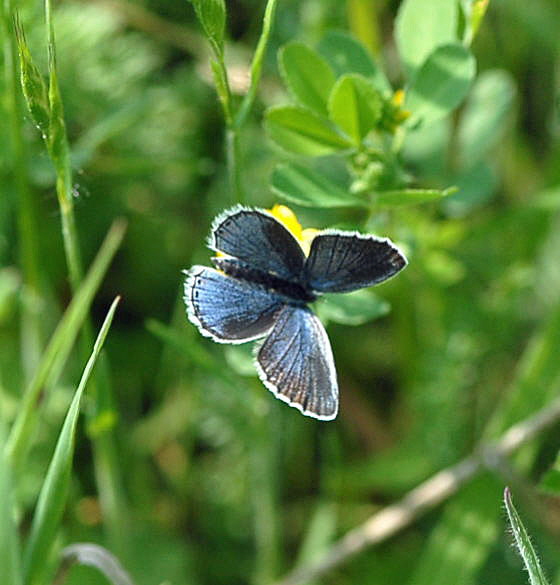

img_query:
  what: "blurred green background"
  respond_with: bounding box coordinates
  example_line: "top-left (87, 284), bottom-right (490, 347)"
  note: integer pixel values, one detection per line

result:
top-left (1, 1), bottom-right (560, 584)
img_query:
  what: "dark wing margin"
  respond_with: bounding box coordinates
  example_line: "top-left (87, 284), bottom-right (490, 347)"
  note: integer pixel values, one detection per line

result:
top-left (184, 266), bottom-right (283, 343)
top-left (304, 229), bottom-right (407, 293)
top-left (255, 305), bottom-right (338, 420)
top-left (209, 206), bottom-right (306, 281)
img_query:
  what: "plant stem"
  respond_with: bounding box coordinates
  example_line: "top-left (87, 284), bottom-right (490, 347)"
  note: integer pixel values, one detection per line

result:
top-left (41, 0), bottom-right (131, 559)
top-left (211, 46), bottom-right (244, 203)
top-left (226, 127), bottom-right (243, 203)
top-left (45, 0), bottom-right (83, 290)
top-left (235, 0), bottom-right (277, 129)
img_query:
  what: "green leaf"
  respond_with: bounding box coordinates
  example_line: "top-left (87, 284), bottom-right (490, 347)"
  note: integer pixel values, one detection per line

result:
top-left (406, 44), bottom-right (476, 128)
top-left (410, 473), bottom-right (502, 585)
top-left (318, 290), bottom-right (390, 326)
top-left (328, 74), bottom-right (382, 144)
top-left (0, 422), bottom-right (22, 585)
top-left (457, 70), bottom-right (516, 168)
top-left (375, 187), bottom-right (457, 207)
top-left (443, 162), bottom-right (497, 217)
top-left (279, 42), bottom-right (336, 115)
top-left (395, 0), bottom-right (458, 78)
top-left (271, 163), bottom-right (365, 208)
top-left (23, 297), bottom-right (120, 585)
top-left (317, 31), bottom-right (391, 94)
top-left (504, 487), bottom-right (550, 585)
top-left (190, 0), bottom-right (226, 51)
top-left (265, 106), bottom-right (352, 156)
top-left (13, 16), bottom-right (50, 140)
top-left (5, 220), bottom-right (127, 469)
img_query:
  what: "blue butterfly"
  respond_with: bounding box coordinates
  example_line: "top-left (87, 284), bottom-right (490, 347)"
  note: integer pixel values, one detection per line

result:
top-left (183, 206), bottom-right (407, 420)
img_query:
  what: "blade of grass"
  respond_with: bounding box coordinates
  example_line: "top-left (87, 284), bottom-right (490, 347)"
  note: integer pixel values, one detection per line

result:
top-left (504, 487), bottom-right (550, 585)
top-left (22, 297), bottom-right (120, 585)
top-left (0, 421), bottom-right (23, 585)
top-left (5, 220), bottom-right (126, 468)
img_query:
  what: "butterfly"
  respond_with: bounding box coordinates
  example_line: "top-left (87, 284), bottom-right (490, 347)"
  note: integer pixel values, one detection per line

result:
top-left (183, 206), bottom-right (407, 420)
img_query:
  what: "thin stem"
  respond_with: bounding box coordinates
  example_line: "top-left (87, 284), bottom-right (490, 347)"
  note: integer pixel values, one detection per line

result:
top-left (212, 44), bottom-right (234, 125)
top-left (45, 0), bottom-right (83, 290)
top-left (226, 127), bottom-right (243, 203)
top-left (211, 46), bottom-right (244, 202)
top-left (271, 396), bottom-right (560, 585)
top-left (235, 0), bottom-right (277, 129)
top-left (42, 0), bottom-right (130, 559)
top-left (55, 169), bottom-right (84, 289)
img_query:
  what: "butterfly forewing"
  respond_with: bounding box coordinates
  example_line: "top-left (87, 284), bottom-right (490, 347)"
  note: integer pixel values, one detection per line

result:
top-left (185, 266), bottom-right (283, 343)
top-left (210, 207), bottom-right (306, 281)
top-left (255, 304), bottom-right (338, 420)
top-left (305, 230), bottom-right (407, 294)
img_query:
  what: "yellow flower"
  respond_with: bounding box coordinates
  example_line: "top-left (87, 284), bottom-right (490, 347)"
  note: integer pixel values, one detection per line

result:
top-left (269, 204), bottom-right (319, 256)
top-left (378, 89), bottom-right (411, 133)
top-left (391, 89), bottom-right (411, 124)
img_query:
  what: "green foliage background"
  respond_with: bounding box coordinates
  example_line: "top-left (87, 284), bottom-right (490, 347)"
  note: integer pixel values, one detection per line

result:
top-left (1, 1), bottom-right (560, 584)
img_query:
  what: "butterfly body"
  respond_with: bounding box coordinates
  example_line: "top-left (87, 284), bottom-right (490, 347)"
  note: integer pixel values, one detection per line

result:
top-left (212, 256), bottom-right (316, 304)
top-left (184, 205), bottom-right (407, 420)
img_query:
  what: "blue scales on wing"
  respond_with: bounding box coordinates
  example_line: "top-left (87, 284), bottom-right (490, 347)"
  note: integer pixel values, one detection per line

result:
top-left (255, 304), bottom-right (339, 420)
top-left (209, 207), bottom-right (306, 281)
top-left (184, 266), bottom-right (283, 343)
top-left (304, 230), bottom-right (407, 294)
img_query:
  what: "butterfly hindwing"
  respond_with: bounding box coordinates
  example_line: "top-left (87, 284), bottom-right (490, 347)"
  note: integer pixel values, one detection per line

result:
top-left (255, 304), bottom-right (338, 420)
top-left (304, 230), bottom-right (407, 294)
top-left (209, 207), bottom-right (306, 281)
top-left (184, 266), bottom-right (283, 343)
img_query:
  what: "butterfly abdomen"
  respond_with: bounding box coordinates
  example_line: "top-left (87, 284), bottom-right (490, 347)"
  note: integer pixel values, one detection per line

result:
top-left (213, 256), bottom-right (316, 304)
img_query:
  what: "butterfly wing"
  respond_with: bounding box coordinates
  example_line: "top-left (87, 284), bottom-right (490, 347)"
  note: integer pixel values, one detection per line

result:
top-left (209, 206), bottom-right (306, 281)
top-left (304, 230), bottom-right (407, 293)
top-left (255, 304), bottom-right (338, 420)
top-left (184, 266), bottom-right (283, 343)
